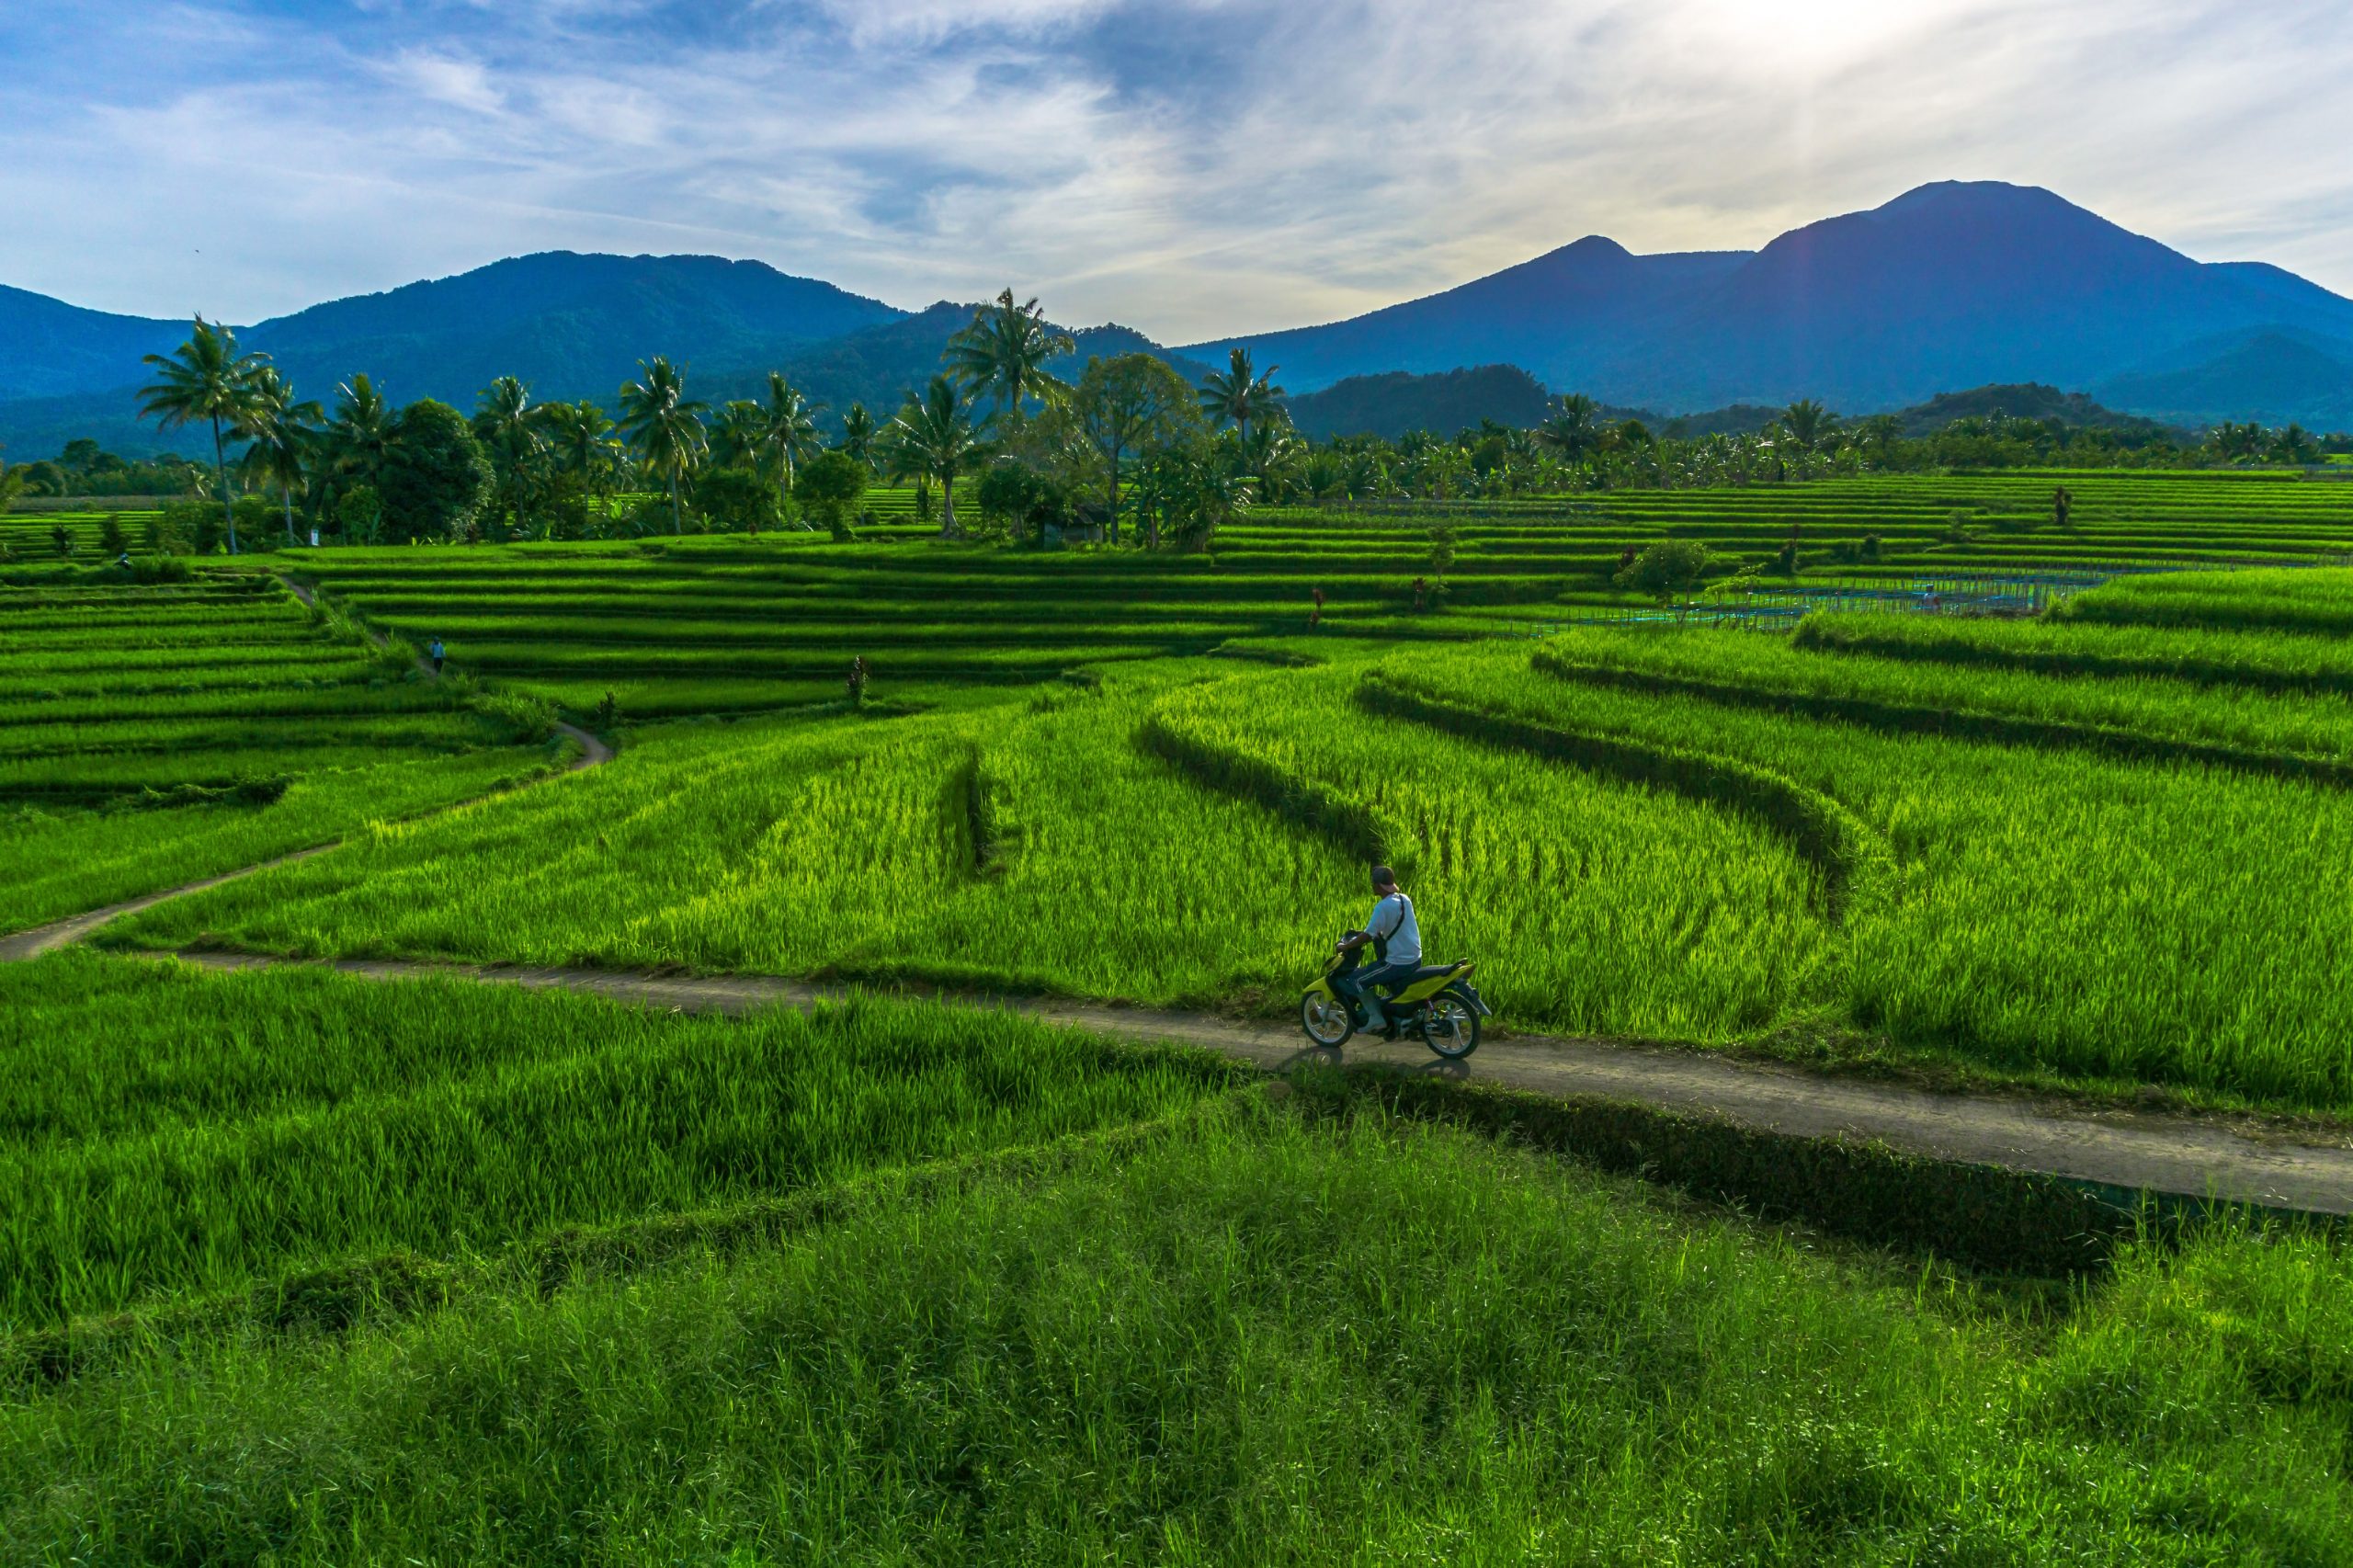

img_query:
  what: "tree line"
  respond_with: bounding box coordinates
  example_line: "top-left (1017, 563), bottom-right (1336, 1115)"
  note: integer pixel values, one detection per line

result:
top-left (6, 298), bottom-right (2347, 556)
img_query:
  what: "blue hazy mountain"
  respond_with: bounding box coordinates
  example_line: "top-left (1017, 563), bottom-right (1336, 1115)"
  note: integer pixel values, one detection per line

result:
top-left (0, 252), bottom-right (907, 457)
top-left (0, 286), bottom-right (188, 404)
top-left (2094, 329), bottom-right (2353, 427)
top-left (1188, 181), bottom-right (2353, 422)
top-left (1183, 238), bottom-right (1748, 395)
top-left (11, 182), bottom-right (2353, 460)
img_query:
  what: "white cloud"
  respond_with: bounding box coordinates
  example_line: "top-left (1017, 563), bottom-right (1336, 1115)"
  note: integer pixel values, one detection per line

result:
top-left (0, 0), bottom-right (2347, 340)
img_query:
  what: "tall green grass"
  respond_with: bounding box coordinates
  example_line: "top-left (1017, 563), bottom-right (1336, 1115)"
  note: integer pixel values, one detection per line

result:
top-left (0, 951), bottom-right (1237, 1327)
top-left (6, 1098), bottom-right (2349, 1562)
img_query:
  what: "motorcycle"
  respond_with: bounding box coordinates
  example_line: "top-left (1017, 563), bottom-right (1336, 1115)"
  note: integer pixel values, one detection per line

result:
top-left (1300, 937), bottom-right (1491, 1059)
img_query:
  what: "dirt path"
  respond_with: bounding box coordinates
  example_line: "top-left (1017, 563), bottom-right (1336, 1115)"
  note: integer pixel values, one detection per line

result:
top-left (164, 950), bottom-right (2353, 1217)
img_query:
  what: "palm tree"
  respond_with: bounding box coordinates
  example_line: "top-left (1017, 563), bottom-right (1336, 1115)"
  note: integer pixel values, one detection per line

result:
top-left (1534, 393), bottom-right (1601, 472)
top-left (472, 377), bottom-right (545, 538)
top-left (756, 371), bottom-right (824, 506)
top-left (710, 400), bottom-right (768, 470)
top-left (137, 317), bottom-right (267, 554)
top-left (881, 375), bottom-right (993, 539)
top-left (541, 401), bottom-right (621, 500)
top-left (1780, 399), bottom-right (1836, 455)
top-left (943, 290), bottom-right (1074, 416)
top-left (839, 403), bottom-right (877, 469)
top-left (315, 374), bottom-right (395, 540)
top-left (616, 358), bottom-right (709, 534)
top-left (233, 367), bottom-right (322, 545)
top-left (1196, 347), bottom-right (1285, 446)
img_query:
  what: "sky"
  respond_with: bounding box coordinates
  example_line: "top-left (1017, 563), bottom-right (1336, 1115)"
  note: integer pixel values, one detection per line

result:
top-left (3, 0), bottom-right (2350, 344)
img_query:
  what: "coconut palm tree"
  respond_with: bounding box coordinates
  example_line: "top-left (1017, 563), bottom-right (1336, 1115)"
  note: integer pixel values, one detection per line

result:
top-left (710, 400), bottom-right (768, 471)
top-left (313, 374), bottom-right (396, 539)
top-left (838, 403), bottom-right (877, 469)
top-left (233, 367), bottom-right (322, 545)
top-left (881, 375), bottom-right (993, 539)
top-left (1533, 393), bottom-right (1601, 472)
top-left (472, 377), bottom-right (545, 538)
top-left (1196, 347), bottom-right (1285, 447)
top-left (944, 290), bottom-right (1074, 417)
top-left (756, 371), bottom-right (824, 506)
top-left (137, 317), bottom-right (268, 554)
top-left (616, 358), bottom-right (709, 534)
top-left (1780, 399), bottom-right (1836, 455)
top-left (540, 401), bottom-right (621, 499)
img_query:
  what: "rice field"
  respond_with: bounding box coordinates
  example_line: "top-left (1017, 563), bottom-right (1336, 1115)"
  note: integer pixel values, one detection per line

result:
top-left (0, 567), bottom-right (567, 928)
top-left (11, 467), bottom-right (2353, 1559)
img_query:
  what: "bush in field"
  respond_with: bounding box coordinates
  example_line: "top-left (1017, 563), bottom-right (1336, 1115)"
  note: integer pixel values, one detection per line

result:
top-left (1616, 540), bottom-right (1711, 602)
top-left (97, 514), bottom-right (126, 557)
top-left (974, 459), bottom-right (1072, 545)
top-left (794, 450), bottom-right (868, 541)
top-left (693, 466), bottom-right (779, 536)
top-left (334, 485), bottom-right (383, 545)
top-left (379, 399), bottom-right (493, 543)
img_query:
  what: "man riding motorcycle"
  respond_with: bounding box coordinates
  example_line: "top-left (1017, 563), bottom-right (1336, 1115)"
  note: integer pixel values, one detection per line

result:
top-left (1333, 864), bottom-right (1421, 1035)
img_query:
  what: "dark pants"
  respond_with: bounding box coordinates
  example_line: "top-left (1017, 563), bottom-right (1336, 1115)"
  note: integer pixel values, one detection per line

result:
top-left (1338, 960), bottom-right (1420, 1016)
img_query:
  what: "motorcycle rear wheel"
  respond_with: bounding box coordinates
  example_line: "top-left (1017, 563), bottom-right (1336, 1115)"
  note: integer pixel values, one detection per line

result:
top-left (1422, 992), bottom-right (1482, 1060)
top-left (1301, 992), bottom-right (1355, 1048)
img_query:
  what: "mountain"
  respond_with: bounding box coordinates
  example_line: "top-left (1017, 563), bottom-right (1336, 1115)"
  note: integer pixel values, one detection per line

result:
top-left (1285, 365), bottom-right (1558, 440)
top-left (1196, 182), bottom-right (2353, 422)
top-left (1893, 382), bottom-right (2178, 437)
top-left (0, 287), bottom-right (188, 403)
top-left (2094, 330), bottom-right (2353, 428)
top-left (0, 253), bottom-right (908, 458)
top-left (242, 252), bottom-right (904, 410)
top-left (1182, 238), bottom-right (1747, 394)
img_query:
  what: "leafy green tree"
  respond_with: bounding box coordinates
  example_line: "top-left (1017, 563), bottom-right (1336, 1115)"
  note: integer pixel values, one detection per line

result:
top-left (336, 485), bottom-right (383, 545)
top-left (794, 449), bottom-right (869, 540)
top-left (1196, 347), bottom-right (1284, 447)
top-left (2271, 424), bottom-right (2322, 464)
top-left (379, 400), bottom-right (493, 543)
top-left (472, 377), bottom-right (546, 540)
top-left (234, 367), bottom-right (322, 545)
top-left (1615, 540), bottom-right (1712, 603)
top-left (616, 358), bottom-right (709, 534)
top-left (881, 376), bottom-right (993, 539)
top-left (1068, 353), bottom-right (1197, 534)
top-left (693, 465), bottom-right (779, 535)
top-left (98, 513), bottom-right (128, 557)
top-left (0, 459), bottom-right (24, 517)
top-left (944, 290), bottom-right (1073, 416)
top-left (838, 403), bottom-right (877, 468)
top-left (137, 317), bottom-right (267, 555)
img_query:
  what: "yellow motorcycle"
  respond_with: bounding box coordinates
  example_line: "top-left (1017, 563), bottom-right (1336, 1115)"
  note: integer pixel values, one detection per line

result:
top-left (1300, 937), bottom-right (1489, 1058)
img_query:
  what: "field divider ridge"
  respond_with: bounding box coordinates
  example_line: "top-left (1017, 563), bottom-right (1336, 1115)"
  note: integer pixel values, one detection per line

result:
top-left (1354, 670), bottom-right (1892, 926)
top-left (1529, 648), bottom-right (2353, 790)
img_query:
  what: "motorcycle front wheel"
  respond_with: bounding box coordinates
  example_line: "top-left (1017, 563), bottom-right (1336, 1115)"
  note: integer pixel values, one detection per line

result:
top-left (1421, 992), bottom-right (1482, 1060)
top-left (1300, 991), bottom-right (1355, 1048)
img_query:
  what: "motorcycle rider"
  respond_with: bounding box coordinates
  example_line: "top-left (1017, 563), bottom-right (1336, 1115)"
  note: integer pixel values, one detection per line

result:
top-left (1335, 864), bottom-right (1422, 1034)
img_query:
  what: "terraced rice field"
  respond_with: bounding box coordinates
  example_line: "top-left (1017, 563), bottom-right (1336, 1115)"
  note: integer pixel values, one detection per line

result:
top-left (0, 570), bottom-right (564, 929)
top-left (13, 468), bottom-right (2353, 1561)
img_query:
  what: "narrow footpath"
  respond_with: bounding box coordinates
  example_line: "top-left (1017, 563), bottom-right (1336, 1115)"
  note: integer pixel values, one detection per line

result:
top-left (157, 949), bottom-right (2353, 1218)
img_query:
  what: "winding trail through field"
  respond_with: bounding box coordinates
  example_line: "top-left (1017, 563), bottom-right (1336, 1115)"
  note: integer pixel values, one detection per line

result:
top-left (8, 572), bottom-right (2350, 1218)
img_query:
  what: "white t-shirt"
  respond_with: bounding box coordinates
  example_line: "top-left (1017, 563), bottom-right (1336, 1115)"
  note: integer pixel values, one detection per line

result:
top-left (1366, 892), bottom-right (1421, 966)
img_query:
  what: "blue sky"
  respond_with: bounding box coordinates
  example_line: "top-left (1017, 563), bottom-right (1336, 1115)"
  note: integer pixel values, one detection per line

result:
top-left (4, 0), bottom-right (2350, 341)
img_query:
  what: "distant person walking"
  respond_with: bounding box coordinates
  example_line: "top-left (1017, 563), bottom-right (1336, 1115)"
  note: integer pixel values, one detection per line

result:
top-left (428, 636), bottom-right (446, 676)
top-left (1310, 585), bottom-right (1324, 631)
top-left (847, 654), bottom-right (869, 706)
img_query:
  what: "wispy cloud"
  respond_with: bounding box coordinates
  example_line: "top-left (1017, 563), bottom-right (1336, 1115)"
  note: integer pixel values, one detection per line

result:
top-left (0, 0), bottom-right (2347, 339)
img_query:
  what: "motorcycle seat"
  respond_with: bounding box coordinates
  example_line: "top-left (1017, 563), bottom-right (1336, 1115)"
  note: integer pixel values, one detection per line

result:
top-left (1408, 962), bottom-right (1463, 983)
